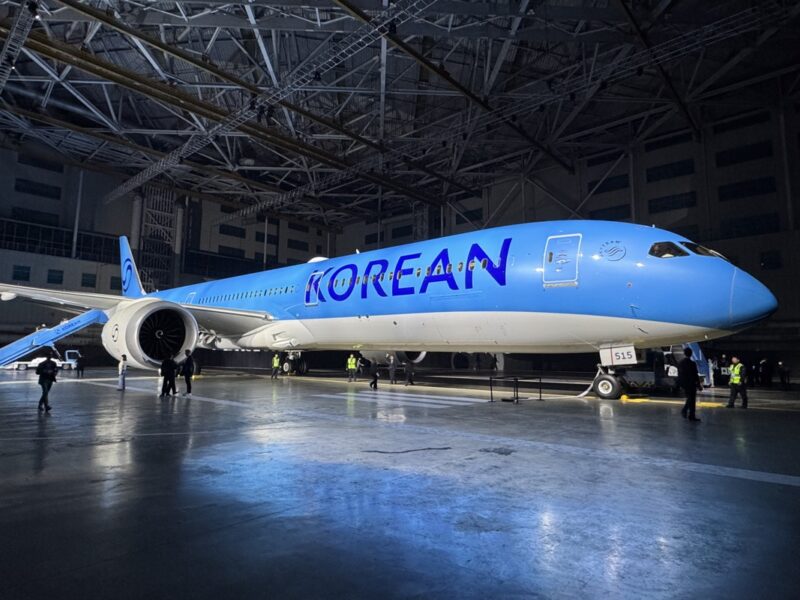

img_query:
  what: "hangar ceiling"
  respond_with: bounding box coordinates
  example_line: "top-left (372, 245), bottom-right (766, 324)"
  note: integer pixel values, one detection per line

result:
top-left (1, 0), bottom-right (799, 227)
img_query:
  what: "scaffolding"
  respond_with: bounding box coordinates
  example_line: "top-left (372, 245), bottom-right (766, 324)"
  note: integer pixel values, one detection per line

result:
top-left (138, 185), bottom-right (176, 291)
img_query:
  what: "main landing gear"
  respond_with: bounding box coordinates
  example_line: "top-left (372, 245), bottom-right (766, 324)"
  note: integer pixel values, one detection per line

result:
top-left (592, 369), bottom-right (627, 400)
top-left (282, 352), bottom-right (308, 375)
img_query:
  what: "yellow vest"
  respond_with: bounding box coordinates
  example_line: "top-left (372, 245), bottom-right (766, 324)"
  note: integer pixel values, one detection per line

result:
top-left (347, 357), bottom-right (357, 369)
top-left (272, 355), bottom-right (280, 368)
top-left (730, 363), bottom-right (743, 384)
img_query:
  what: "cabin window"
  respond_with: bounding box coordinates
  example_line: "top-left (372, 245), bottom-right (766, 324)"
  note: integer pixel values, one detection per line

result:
top-left (480, 258), bottom-right (488, 270)
top-left (435, 265), bottom-right (442, 275)
top-left (396, 271), bottom-right (402, 280)
top-left (648, 242), bottom-right (689, 258)
top-left (416, 268), bottom-right (422, 277)
top-left (356, 276), bottom-right (361, 285)
top-left (388, 272), bottom-right (394, 281)
top-left (446, 264), bottom-right (452, 274)
top-left (468, 261), bottom-right (476, 271)
top-left (457, 262), bottom-right (464, 272)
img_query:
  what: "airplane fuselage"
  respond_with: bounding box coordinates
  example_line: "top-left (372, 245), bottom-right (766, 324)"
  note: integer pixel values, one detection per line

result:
top-left (147, 221), bottom-right (777, 354)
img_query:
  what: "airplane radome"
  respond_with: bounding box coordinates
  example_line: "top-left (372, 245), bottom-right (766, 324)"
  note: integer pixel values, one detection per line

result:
top-left (0, 220), bottom-right (777, 399)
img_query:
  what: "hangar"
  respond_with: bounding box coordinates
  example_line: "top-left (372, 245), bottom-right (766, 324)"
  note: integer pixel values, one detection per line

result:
top-left (1, 0), bottom-right (800, 597)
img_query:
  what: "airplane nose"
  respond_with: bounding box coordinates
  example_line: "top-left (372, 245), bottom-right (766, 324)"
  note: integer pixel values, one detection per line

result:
top-left (728, 268), bottom-right (778, 329)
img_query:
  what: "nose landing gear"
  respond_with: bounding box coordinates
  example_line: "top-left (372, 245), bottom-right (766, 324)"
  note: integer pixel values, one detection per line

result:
top-left (593, 370), bottom-right (626, 400)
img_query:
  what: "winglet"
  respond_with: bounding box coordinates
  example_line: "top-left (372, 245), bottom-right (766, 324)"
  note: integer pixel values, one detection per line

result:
top-left (120, 237), bottom-right (146, 298)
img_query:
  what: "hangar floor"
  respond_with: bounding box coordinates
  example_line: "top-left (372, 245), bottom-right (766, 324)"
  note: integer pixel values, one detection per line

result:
top-left (2, 369), bottom-right (799, 599)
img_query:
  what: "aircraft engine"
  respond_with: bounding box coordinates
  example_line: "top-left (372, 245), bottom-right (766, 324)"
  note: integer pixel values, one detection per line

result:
top-left (396, 351), bottom-right (427, 364)
top-left (101, 298), bottom-right (199, 370)
top-left (359, 351), bottom-right (427, 365)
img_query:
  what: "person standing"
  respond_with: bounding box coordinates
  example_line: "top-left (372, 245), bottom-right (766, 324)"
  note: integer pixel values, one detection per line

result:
top-left (727, 356), bottom-right (748, 409)
top-left (708, 356), bottom-right (717, 388)
top-left (387, 354), bottom-right (397, 385)
top-left (404, 361), bottom-right (415, 386)
top-left (369, 361), bottom-right (379, 390)
top-left (347, 353), bottom-right (358, 382)
top-left (35, 352), bottom-right (58, 412)
top-left (160, 355), bottom-right (178, 398)
top-left (271, 352), bottom-right (281, 380)
top-left (75, 354), bottom-right (85, 379)
top-left (181, 349), bottom-right (195, 398)
top-left (117, 354), bottom-right (128, 391)
top-left (778, 361), bottom-right (791, 390)
top-left (678, 347), bottom-right (702, 422)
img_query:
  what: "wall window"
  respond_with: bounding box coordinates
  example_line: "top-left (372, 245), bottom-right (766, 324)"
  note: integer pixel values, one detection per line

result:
top-left (646, 159), bottom-right (694, 183)
top-left (391, 224), bottom-right (413, 239)
top-left (712, 111), bottom-right (769, 135)
top-left (644, 132), bottom-right (692, 152)
top-left (255, 232), bottom-right (278, 244)
top-left (288, 222), bottom-right (309, 233)
top-left (81, 273), bottom-right (97, 288)
top-left (47, 269), bottom-right (64, 285)
top-left (718, 176), bottom-right (776, 202)
top-left (760, 250), bottom-right (782, 270)
top-left (588, 174), bottom-right (628, 194)
top-left (287, 239), bottom-right (309, 252)
top-left (648, 191), bottom-right (697, 214)
top-left (12, 265), bottom-right (31, 281)
top-left (365, 232), bottom-right (385, 245)
top-left (11, 207), bottom-right (60, 227)
top-left (589, 204), bottom-right (631, 221)
top-left (720, 213), bottom-right (780, 239)
top-left (110, 276), bottom-right (122, 290)
top-left (455, 208), bottom-right (483, 225)
top-left (219, 245), bottom-right (245, 258)
top-left (219, 224), bottom-right (246, 238)
top-left (14, 178), bottom-right (62, 200)
top-left (715, 141), bottom-right (773, 168)
top-left (17, 154), bottom-right (64, 173)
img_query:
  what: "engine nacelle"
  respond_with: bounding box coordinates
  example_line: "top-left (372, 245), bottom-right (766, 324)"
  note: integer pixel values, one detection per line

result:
top-left (101, 299), bottom-right (199, 370)
top-left (359, 351), bottom-right (427, 365)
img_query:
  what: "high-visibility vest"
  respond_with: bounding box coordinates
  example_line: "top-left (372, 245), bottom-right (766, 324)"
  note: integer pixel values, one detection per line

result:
top-left (347, 357), bottom-right (357, 369)
top-left (272, 355), bottom-right (280, 368)
top-left (730, 363), bottom-right (743, 385)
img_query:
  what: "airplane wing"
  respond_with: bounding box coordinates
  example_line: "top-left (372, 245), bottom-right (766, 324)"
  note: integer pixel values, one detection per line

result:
top-left (0, 282), bottom-right (122, 311)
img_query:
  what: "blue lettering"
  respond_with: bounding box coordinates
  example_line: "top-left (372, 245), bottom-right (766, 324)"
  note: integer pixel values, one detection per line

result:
top-left (420, 248), bottom-right (458, 294)
top-left (361, 259), bottom-right (389, 299)
top-left (304, 268), bottom-right (331, 304)
top-left (328, 264), bottom-right (357, 301)
top-left (393, 253), bottom-right (421, 296)
top-left (465, 238), bottom-right (512, 289)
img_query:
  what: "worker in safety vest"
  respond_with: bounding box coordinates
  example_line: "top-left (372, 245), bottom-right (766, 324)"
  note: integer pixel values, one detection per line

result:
top-left (727, 356), bottom-right (748, 409)
top-left (271, 353), bottom-right (281, 380)
top-left (347, 354), bottom-right (358, 382)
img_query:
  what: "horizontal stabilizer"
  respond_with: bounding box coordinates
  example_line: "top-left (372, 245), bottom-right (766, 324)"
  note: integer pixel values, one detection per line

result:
top-left (0, 309), bottom-right (108, 367)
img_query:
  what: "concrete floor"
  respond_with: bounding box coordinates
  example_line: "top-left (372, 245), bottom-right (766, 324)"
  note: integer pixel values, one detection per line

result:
top-left (1, 368), bottom-right (799, 599)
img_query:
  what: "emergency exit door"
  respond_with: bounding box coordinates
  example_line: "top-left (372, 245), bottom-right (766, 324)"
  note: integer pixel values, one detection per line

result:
top-left (543, 234), bottom-right (581, 287)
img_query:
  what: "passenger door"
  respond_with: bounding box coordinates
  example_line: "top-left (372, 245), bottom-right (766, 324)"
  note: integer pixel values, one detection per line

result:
top-left (543, 234), bottom-right (581, 287)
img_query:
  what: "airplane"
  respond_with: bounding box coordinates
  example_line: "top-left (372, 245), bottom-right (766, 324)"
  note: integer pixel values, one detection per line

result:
top-left (0, 220), bottom-right (777, 399)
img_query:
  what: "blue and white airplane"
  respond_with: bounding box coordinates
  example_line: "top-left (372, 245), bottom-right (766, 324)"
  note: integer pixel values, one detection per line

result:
top-left (0, 220), bottom-right (777, 398)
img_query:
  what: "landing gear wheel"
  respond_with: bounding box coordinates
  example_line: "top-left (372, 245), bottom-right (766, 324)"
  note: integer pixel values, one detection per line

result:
top-left (593, 374), bottom-right (623, 399)
top-left (295, 359), bottom-right (308, 376)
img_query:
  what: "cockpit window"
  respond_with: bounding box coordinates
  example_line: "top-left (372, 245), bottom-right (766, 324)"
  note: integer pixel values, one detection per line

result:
top-left (648, 242), bottom-right (689, 258)
top-left (680, 241), bottom-right (728, 261)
